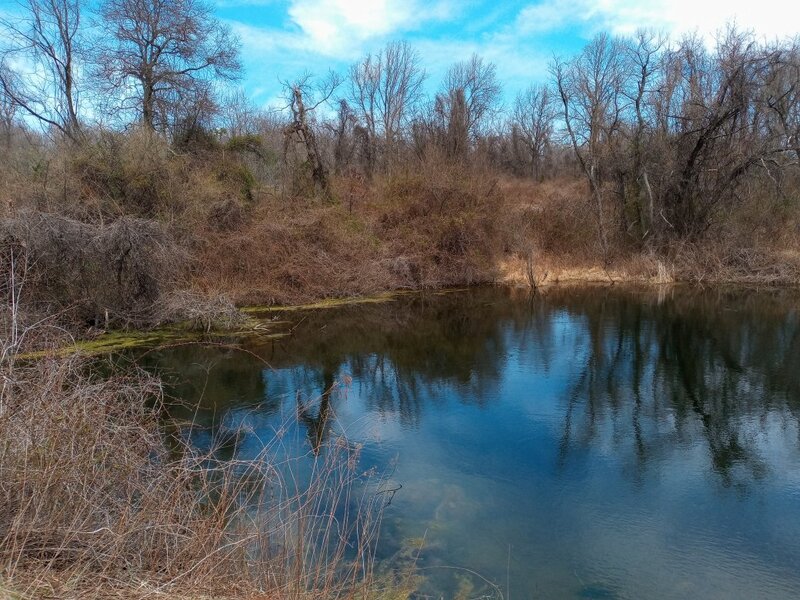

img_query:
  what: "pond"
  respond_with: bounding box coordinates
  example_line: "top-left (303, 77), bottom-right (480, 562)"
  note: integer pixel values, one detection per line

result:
top-left (143, 286), bottom-right (800, 599)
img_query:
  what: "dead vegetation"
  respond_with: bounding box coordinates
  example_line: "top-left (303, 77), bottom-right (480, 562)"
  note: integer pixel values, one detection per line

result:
top-left (0, 214), bottom-right (397, 600)
top-left (1, 24), bottom-right (798, 330)
top-left (191, 152), bottom-right (506, 305)
top-left (0, 211), bottom-right (180, 328)
top-left (0, 345), bottom-right (391, 600)
top-left (3, 7), bottom-right (799, 599)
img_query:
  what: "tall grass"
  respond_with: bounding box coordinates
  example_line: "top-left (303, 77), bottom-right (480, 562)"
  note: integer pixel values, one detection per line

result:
top-left (0, 262), bottom-right (395, 599)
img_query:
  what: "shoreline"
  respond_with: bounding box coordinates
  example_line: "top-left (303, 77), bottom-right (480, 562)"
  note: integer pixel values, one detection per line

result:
top-left (24, 275), bottom-right (800, 359)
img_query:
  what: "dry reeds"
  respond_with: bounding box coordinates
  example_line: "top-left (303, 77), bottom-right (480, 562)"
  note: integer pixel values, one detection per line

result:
top-left (0, 300), bottom-right (392, 600)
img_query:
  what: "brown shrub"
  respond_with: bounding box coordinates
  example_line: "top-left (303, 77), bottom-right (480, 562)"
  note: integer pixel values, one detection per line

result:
top-left (373, 156), bottom-right (506, 288)
top-left (496, 177), bottom-right (607, 275)
top-left (191, 154), bottom-right (510, 304)
top-left (0, 211), bottom-right (181, 327)
top-left (190, 199), bottom-right (388, 305)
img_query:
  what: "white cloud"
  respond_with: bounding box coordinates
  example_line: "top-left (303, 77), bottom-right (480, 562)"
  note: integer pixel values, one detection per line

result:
top-left (599, 0), bottom-right (800, 40)
top-left (516, 0), bottom-right (578, 33)
top-left (226, 0), bottom-right (457, 93)
top-left (283, 0), bottom-right (453, 58)
top-left (516, 0), bottom-right (800, 40)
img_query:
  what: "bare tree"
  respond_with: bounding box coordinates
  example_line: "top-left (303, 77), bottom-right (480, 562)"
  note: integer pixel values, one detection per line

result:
top-left (619, 30), bottom-right (665, 241)
top-left (376, 41), bottom-right (425, 159)
top-left (763, 38), bottom-right (800, 163)
top-left (511, 84), bottom-right (556, 180)
top-left (348, 53), bottom-right (379, 174)
top-left (441, 54), bottom-right (501, 140)
top-left (219, 88), bottom-right (262, 139)
top-left (326, 99), bottom-right (355, 175)
top-left (659, 28), bottom-right (781, 236)
top-left (283, 72), bottom-right (341, 200)
top-left (348, 40), bottom-right (425, 173)
top-left (552, 33), bottom-right (628, 258)
top-left (97, 0), bottom-right (240, 132)
top-left (0, 0), bottom-right (84, 141)
top-left (443, 87), bottom-right (469, 159)
top-left (0, 68), bottom-right (18, 147)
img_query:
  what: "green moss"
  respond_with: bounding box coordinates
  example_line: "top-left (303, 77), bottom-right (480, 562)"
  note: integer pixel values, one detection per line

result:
top-left (17, 320), bottom-right (290, 360)
top-left (19, 289), bottom-right (470, 359)
top-left (242, 292), bottom-right (402, 314)
top-left (225, 134), bottom-right (263, 154)
top-left (243, 289), bottom-right (471, 315)
top-left (17, 329), bottom-right (188, 359)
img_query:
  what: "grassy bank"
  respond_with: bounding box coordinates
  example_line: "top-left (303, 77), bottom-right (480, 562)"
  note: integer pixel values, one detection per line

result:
top-left (0, 343), bottom-right (407, 599)
top-left (3, 131), bottom-right (798, 345)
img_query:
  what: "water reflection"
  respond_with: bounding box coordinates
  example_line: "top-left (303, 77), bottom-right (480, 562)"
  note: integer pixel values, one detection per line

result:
top-left (144, 286), bottom-right (800, 599)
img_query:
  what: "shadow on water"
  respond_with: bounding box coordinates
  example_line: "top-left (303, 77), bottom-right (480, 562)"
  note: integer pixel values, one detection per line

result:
top-left (142, 285), bottom-right (800, 599)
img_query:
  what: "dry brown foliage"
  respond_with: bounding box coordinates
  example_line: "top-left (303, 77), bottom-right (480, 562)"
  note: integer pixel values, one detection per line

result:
top-left (191, 153), bottom-right (509, 305)
top-left (0, 349), bottom-right (390, 599)
top-left (0, 212), bottom-right (181, 328)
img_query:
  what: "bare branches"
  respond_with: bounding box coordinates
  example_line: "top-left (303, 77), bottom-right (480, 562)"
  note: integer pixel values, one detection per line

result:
top-left (96, 0), bottom-right (241, 133)
top-left (548, 27), bottom-right (800, 242)
top-left (511, 83), bottom-right (556, 180)
top-left (348, 41), bottom-right (425, 173)
top-left (551, 34), bottom-right (628, 260)
top-left (282, 72), bottom-right (341, 200)
top-left (0, 0), bottom-right (84, 141)
top-left (441, 53), bottom-right (501, 140)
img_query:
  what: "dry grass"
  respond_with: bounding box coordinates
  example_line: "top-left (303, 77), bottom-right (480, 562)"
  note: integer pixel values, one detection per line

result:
top-left (191, 154), bottom-right (508, 306)
top-left (0, 240), bottom-right (403, 600)
top-left (495, 176), bottom-right (800, 288)
top-left (0, 275), bottom-right (394, 600)
top-left (118, 161), bottom-right (800, 305)
top-left (3, 126), bottom-right (799, 329)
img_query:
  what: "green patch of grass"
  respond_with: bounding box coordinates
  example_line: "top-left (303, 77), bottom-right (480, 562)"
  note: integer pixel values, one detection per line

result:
top-left (242, 288), bottom-right (471, 314)
top-left (242, 291), bottom-right (403, 314)
top-left (17, 320), bottom-right (290, 360)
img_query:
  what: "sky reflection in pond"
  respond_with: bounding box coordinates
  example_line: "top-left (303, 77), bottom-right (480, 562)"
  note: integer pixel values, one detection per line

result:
top-left (145, 286), bottom-right (800, 599)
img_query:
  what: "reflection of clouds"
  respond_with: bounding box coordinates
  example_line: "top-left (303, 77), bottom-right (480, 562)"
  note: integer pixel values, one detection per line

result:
top-left (150, 286), bottom-right (800, 598)
top-left (565, 501), bottom-right (800, 599)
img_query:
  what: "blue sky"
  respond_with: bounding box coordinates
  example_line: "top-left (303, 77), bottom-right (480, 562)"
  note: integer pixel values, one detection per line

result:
top-left (215, 0), bottom-right (800, 108)
top-left (2, 0), bottom-right (795, 110)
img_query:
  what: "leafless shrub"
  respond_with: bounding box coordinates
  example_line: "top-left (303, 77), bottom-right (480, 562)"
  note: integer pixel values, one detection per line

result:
top-left (157, 289), bottom-right (244, 331)
top-left (376, 152), bottom-right (505, 287)
top-left (0, 211), bottom-right (180, 327)
top-left (206, 197), bottom-right (246, 232)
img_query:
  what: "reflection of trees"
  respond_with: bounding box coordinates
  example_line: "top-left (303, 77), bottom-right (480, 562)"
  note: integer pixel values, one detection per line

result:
top-left (296, 368), bottom-right (335, 454)
top-left (248, 291), bottom-right (517, 429)
top-left (144, 286), bottom-right (800, 485)
top-left (144, 290), bottom-right (520, 452)
top-left (551, 286), bottom-right (800, 487)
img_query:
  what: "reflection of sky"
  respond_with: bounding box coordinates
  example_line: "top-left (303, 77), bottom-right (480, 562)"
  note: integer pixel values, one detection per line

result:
top-left (164, 290), bottom-right (800, 599)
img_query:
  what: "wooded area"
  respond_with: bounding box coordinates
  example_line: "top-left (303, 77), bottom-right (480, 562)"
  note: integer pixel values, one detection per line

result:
top-left (2, 0), bottom-right (799, 329)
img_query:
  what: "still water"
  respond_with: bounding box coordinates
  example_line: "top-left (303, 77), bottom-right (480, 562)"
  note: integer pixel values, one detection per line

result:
top-left (146, 286), bottom-right (800, 599)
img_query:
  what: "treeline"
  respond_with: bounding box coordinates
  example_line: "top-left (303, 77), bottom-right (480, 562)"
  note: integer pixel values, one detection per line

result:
top-left (323, 29), bottom-right (800, 248)
top-left (3, 0), bottom-right (799, 237)
top-left (2, 0), bottom-right (800, 327)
